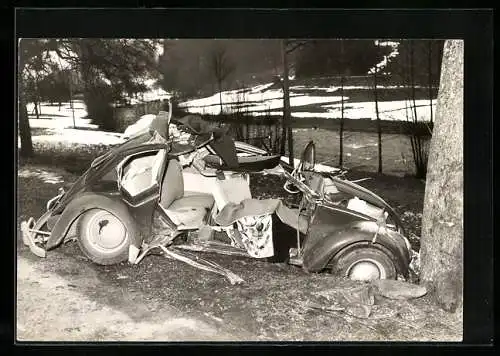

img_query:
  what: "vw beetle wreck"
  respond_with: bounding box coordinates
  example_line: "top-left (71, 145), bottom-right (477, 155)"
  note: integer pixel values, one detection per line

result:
top-left (21, 109), bottom-right (412, 284)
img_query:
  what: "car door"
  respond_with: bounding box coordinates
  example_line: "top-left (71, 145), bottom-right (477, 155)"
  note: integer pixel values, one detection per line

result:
top-left (117, 148), bottom-right (167, 208)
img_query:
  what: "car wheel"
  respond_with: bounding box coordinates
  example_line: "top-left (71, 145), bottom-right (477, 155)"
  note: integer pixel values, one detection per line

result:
top-left (77, 208), bottom-right (134, 265)
top-left (330, 245), bottom-right (397, 281)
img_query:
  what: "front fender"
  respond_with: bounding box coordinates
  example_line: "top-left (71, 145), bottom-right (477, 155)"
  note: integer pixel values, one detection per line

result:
top-left (303, 220), bottom-right (410, 276)
top-left (46, 192), bottom-right (142, 250)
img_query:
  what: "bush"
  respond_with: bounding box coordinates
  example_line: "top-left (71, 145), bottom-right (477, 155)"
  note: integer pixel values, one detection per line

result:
top-left (401, 121), bottom-right (433, 179)
top-left (83, 84), bottom-right (116, 131)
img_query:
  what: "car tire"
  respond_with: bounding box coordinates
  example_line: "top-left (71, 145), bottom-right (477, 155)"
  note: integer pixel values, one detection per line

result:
top-left (330, 245), bottom-right (397, 281)
top-left (77, 205), bottom-right (136, 265)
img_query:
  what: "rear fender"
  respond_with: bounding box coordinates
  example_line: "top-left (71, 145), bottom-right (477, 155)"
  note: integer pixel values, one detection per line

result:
top-left (303, 221), bottom-right (410, 276)
top-left (46, 193), bottom-right (143, 250)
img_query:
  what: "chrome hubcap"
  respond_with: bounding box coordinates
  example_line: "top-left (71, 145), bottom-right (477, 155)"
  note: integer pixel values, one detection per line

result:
top-left (86, 211), bottom-right (127, 254)
top-left (347, 259), bottom-right (386, 280)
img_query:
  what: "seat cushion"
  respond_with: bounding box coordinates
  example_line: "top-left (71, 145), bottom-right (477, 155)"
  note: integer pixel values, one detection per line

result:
top-left (163, 193), bottom-right (214, 230)
top-left (169, 194), bottom-right (214, 211)
top-left (212, 175), bottom-right (252, 210)
top-left (160, 159), bottom-right (184, 209)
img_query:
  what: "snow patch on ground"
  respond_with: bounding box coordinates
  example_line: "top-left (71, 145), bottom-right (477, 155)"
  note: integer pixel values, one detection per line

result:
top-left (28, 118), bottom-right (98, 130)
top-left (324, 99), bottom-right (436, 121)
top-left (180, 82), bottom-right (436, 121)
top-left (18, 167), bottom-right (64, 184)
top-left (344, 142), bottom-right (378, 149)
top-left (27, 101), bottom-right (96, 129)
top-left (27, 129), bottom-right (125, 147)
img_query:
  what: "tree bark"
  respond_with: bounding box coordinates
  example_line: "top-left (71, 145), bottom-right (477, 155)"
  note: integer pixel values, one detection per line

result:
top-left (420, 40), bottom-right (463, 313)
top-left (19, 90), bottom-right (34, 157)
top-left (18, 52), bottom-right (34, 158)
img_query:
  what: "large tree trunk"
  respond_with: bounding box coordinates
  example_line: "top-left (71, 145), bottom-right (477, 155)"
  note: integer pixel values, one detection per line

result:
top-left (420, 40), bottom-right (463, 313)
top-left (19, 91), bottom-right (34, 157)
top-left (18, 51), bottom-right (34, 158)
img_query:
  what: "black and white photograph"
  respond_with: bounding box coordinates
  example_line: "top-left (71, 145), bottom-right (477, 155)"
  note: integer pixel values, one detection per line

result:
top-left (14, 9), bottom-right (490, 344)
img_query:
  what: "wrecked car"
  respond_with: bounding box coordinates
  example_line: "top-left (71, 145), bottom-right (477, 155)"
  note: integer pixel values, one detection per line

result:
top-left (21, 109), bottom-right (412, 284)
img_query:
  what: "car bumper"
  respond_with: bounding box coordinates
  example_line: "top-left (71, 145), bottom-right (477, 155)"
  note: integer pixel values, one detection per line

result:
top-left (20, 212), bottom-right (52, 258)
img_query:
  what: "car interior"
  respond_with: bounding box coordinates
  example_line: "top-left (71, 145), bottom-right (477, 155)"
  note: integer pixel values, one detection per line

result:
top-left (158, 158), bottom-right (215, 230)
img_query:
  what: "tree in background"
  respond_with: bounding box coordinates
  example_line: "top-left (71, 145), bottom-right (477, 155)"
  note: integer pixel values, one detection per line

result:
top-left (159, 39), bottom-right (286, 99)
top-left (55, 38), bottom-right (161, 131)
top-left (281, 40), bottom-right (293, 165)
top-left (389, 39), bottom-right (444, 178)
top-left (36, 67), bottom-right (72, 108)
top-left (18, 38), bottom-right (162, 157)
top-left (294, 40), bottom-right (391, 79)
top-left (159, 39), bottom-right (213, 99)
top-left (420, 40), bottom-right (463, 313)
top-left (18, 39), bottom-right (56, 157)
top-left (279, 40), bottom-right (313, 160)
top-left (368, 40), bottom-right (386, 174)
top-left (338, 39), bottom-right (346, 168)
top-left (209, 42), bottom-right (236, 115)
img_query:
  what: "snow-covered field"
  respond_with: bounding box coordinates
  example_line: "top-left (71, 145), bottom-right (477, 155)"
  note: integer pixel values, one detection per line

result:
top-left (26, 101), bottom-right (96, 129)
top-left (20, 79), bottom-right (434, 152)
top-left (19, 95), bottom-right (423, 175)
top-left (21, 101), bottom-right (124, 148)
top-left (179, 82), bottom-right (436, 122)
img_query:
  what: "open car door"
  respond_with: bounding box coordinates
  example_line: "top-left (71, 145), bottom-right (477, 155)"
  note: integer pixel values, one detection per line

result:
top-left (117, 108), bottom-right (173, 208)
top-left (117, 149), bottom-right (168, 207)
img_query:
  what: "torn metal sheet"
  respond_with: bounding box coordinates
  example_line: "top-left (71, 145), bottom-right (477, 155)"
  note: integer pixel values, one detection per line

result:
top-left (174, 240), bottom-right (250, 258)
top-left (161, 246), bottom-right (244, 285)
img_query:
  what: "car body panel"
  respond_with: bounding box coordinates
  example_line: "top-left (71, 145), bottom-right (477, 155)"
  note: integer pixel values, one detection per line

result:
top-left (46, 192), bottom-right (137, 250)
top-left (303, 214), bottom-right (410, 276)
top-left (328, 175), bottom-right (405, 234)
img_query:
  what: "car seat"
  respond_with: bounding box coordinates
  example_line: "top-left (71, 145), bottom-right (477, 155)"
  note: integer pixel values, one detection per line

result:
top-left (158, 158), bottom-right (215, 230)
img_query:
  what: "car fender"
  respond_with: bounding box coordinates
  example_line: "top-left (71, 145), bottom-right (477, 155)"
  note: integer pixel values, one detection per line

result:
top-left (46, 192), bottom-right (142, 250)
top-left (302, 220), bottom-right (410, 276)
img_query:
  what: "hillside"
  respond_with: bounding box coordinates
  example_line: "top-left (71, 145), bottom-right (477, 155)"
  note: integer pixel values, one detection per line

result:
top-left (179, 76), bottom-right (437, 122)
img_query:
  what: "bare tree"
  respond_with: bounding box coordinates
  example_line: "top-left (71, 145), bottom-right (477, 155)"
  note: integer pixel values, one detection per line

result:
top-left (278, 40), bottom-right (314, 164)
top-left (420, 40), bottom-right (463, 313)
top-left (281, 40), bottom-right (294, 167)
top-left (402, 40), bottom-right (434, 179)
top-left (338, 39), bottom-right (346, 168)
top-left (428, 41), bottom-right (434, 124)
top-left (372, 41), bottom-right (383, 173)
top-left (209, 43), bottom-right (235, 114)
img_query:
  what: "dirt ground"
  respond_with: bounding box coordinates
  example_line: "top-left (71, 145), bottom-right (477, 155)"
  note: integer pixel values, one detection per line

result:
top-left (16, 164), bottom-right (462, 342)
